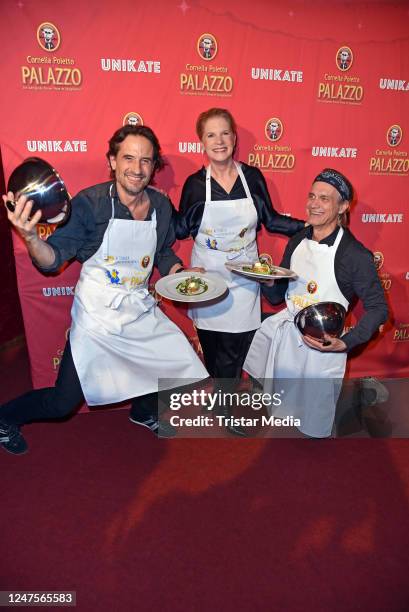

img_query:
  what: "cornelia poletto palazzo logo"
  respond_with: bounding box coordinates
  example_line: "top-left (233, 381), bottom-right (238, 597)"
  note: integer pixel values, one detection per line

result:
top-left (317, 45), bottom-right (363, 104)
top-left (373, 251), bottom-right (392, 293)
top-left (180, 33), bottom-right (233, 97)
top-left (369, 125), bottom-right (408, 175)
top-left (123, 112), bottom-right (144, 126)
top-left (22, 22), bottom-right (82, 90)
top-left (248, 118), bottom-right (296, 172)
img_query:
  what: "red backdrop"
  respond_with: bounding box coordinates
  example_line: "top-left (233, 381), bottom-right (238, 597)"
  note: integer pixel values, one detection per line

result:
top-left (1, 0), bottom-right (408, 394)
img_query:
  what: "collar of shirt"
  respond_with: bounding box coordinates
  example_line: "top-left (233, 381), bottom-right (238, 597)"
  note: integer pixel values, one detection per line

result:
top-left (110, 181), bottom-right (153, 219)
top-left (306, 224), bottom-right (340, 246)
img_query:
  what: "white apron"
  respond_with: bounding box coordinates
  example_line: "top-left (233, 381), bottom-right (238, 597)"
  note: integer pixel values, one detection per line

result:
top-left (244, 228), bottom-right (348, 437)
top-left (70, 186), bottom-right (208, 406)
top-left (189, 162), bottom-right (260, 332)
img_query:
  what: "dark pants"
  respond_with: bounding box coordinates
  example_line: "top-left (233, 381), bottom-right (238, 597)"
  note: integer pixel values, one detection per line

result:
top-left (196, 328), bottom-right (256, 380)
top-left (0, 339), bottom-right (158, 426)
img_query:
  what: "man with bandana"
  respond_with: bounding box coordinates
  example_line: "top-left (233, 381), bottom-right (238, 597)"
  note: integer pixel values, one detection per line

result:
top-left (243, 168), bottom-right (388, 438)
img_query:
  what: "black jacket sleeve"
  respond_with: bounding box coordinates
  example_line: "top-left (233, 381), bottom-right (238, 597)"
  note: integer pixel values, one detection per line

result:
top-left (261, 229), bottom-right (307, 304)
top-left (250, 167), bottom-right (305, 236)
top-left (261, 228), bottom-right (389, 352)
top-left (36, 190), bottom-right (96, 272)
top-left (175, 164), bottom-right (305, 240)
top-left (340, 245), bottom-right (388, 351)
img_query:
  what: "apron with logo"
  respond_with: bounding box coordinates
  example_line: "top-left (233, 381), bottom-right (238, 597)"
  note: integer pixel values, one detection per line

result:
top-left (189, 162), bottom-right (260, 332)
top-left (70, 187), bottom-right (208, 406)
top-left (244, 228), bottom-right (348, 437)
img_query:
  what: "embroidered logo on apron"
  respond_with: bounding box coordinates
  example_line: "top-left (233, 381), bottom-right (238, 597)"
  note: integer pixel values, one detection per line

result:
top-left (307, 280), bottom-right (318, 294)
top-left (106, 269), bottom-right (121, 284)
top-left (206, 238), bottom-right (218, 250)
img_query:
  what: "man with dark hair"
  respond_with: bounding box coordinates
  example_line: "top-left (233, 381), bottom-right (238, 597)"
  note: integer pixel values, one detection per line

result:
top-left (1, 125), bottom-right (208, 454)
top-left (244, 168), bottom-right (388, 438)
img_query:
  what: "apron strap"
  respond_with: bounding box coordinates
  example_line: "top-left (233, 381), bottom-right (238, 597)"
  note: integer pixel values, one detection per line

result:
top-left (205, 165), bottom-right (212, 202)
top-left (103, 184), bottom-right (116, 260)
top-left (235, 162), bottom-right (252, 200)
top-left (333, 226), bottom-right (344, 250)
top-left (109, 183), bottom-right (115, 218)
top-left (205, 162), bottom-right (253, 202)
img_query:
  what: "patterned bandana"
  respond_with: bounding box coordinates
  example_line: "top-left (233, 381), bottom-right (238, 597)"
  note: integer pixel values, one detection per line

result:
top-left (313, 169), bottom-right (353, 201)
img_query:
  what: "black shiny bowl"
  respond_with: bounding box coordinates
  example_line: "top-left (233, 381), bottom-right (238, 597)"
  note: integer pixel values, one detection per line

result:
top-left (7, 157), bottom-right (71, 225)
top-left (294, 301), bottom-right (346, 341)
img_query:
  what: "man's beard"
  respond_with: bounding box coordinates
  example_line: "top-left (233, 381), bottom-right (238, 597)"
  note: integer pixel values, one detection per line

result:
top-left (121, 173), bottom-right (148, 196)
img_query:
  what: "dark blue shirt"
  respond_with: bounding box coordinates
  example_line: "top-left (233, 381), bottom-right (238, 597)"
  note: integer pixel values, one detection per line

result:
top-left (37, 181), bottom-right (182, 276)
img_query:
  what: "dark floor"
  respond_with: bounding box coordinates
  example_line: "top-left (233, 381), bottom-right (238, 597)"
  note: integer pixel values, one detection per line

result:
top-left (1, 338), bottom-right (409, 612)
top-left (1, 336), bottom-right (407, 439)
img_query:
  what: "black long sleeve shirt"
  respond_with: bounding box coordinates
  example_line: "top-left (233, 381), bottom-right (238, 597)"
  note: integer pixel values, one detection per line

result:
top-left (36, 181), bottom-right (182, 276)
top-left (261, 226), bottom-right (389, 352)
top-left (174, 162), bottom-right (305, 239)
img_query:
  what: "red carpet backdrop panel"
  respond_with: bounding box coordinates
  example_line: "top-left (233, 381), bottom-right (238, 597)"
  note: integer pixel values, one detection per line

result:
top-left (0, 0), bottom-right (408, 395)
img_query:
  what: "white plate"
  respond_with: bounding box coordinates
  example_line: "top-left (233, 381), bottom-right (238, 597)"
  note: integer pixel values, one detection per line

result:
top-left (225, 261), bottom-right (297, 280)
top-left (155, 272), bottom-right (228, 303)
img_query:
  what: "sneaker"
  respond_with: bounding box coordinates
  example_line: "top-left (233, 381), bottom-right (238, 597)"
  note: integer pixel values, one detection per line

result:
top-left (359, 377), bottom-right (390, 407)
top-left (0, 420), bottom-right (28, 455)
top-left (128, 415), bottom-right (177, 438)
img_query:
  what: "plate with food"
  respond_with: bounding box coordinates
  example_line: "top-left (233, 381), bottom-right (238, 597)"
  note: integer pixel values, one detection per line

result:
top-left (225, 258), bottom-right (297, 281)
top-left (155, 272), bottom-right (228, 303)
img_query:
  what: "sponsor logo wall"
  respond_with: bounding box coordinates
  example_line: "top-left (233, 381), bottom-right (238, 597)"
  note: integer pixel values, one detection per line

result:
top-left (1, 0), bottom-right (408, 398)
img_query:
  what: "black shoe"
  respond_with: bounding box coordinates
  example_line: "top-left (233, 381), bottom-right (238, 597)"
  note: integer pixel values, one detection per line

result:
top-left (0, 420), bottom-right (28, 455)
top-left (226, 422), bottom-right (248, 437)
top-left (128, 415), bottom-right (177, 438)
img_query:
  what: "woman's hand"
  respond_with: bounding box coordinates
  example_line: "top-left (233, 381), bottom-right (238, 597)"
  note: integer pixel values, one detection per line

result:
top-left (169, 264), bottom-right (206, 275)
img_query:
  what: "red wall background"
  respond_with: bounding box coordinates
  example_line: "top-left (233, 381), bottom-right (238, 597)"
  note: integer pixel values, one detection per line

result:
top-left (1, 0), bottom-right (408, 393)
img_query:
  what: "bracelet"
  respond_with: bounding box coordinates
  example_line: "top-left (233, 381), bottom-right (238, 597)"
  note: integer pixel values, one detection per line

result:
top-left (175, 267), bottom-right (185, 273)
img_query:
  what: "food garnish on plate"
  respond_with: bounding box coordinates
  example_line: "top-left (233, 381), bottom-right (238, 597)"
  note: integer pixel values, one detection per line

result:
top-left (176, 276), bottom-right (209, 296)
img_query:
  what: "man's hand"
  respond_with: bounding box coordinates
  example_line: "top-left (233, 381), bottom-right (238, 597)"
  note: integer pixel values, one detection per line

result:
top-left (302, 333), bottom-right (347, 352)
top-left (3, 191), bottom-right (56, 267)
top-left (3, 191), bottom-right (42, 243)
